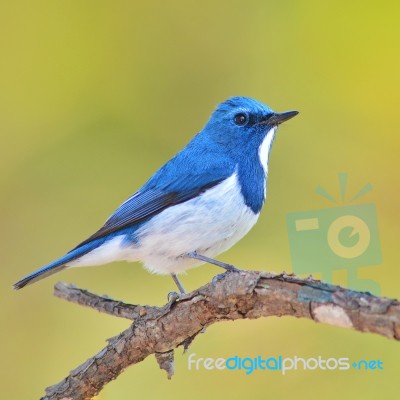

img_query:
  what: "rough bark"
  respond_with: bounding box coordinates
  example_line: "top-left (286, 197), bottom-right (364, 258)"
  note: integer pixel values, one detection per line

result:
top-left (41, 271), bottom-right (400, 400)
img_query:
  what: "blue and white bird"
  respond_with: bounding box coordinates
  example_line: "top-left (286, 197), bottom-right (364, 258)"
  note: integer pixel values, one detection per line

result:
top-left (13, 96), bottom-right (298, 293)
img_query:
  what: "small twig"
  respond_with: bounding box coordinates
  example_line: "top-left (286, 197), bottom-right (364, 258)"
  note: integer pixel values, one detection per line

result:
top-left (54, 282), bottom-right (165, 320)
top-left (42, 271), bottom-right (400, 400)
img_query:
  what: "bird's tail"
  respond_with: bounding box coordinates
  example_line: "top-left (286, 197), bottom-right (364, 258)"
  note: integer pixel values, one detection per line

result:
top-left (13, 239), bottom-right (102, 290)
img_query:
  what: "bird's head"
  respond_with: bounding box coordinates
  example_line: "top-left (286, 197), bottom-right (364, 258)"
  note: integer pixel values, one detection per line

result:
top-left (202, 96), bottom-right (298, 156)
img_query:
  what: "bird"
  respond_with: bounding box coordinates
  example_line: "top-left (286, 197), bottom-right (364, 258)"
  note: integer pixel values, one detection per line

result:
top-left (13, 96), bottom-right (298, 294)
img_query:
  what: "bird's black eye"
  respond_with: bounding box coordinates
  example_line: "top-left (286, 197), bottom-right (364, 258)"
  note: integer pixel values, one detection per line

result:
top-left (234, 113), bottom-right (248, 126)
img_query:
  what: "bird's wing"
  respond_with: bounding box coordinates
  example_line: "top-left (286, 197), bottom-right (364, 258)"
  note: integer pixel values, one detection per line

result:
top-left (74, 174), bottom-right (230, 250)
top-left (82, 180), bottom-right (223, 244)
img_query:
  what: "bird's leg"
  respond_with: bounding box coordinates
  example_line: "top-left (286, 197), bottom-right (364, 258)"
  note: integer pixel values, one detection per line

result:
top-left (168, 273), bottom-right (187, 302)
top-left (186, 251), bottom-right (241, 272)
top-left (171, 273), bottom-right (186, 294)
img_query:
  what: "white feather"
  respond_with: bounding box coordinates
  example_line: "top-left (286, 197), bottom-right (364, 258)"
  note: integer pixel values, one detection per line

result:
top-left (258, 127), bottom-right (277, 174)
top-left (258, 126), bottom-right (276, 196)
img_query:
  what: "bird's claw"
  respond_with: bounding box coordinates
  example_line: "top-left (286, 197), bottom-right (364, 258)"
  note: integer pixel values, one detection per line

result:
top-left (212, 266), bottom-right (241, 285)
top-left (167, 291), bottom-right (182, 303)
top-left (212, 273), bottom-right (226, 286)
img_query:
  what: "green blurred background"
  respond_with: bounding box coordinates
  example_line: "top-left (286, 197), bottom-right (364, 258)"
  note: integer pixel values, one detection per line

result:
top-left (1, 1), bottom-right (399, 399)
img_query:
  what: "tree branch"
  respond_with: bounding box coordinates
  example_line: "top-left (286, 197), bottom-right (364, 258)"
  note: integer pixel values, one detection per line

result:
top-left (42, 271), bottom-right (400, 400)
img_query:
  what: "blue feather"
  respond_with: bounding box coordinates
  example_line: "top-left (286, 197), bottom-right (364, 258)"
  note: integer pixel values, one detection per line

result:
top-left (13, 237), bottom-right (110, 289)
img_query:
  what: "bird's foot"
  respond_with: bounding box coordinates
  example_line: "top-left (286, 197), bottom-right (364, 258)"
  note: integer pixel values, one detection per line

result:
top-left (212, 272), bottom-right (227, 286)
top-left (167, 291), bottom-right (182, 303)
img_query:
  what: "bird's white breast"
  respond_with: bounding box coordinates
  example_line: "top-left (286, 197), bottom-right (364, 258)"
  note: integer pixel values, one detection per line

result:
top-left (133, 171), bottom-right (259, 274)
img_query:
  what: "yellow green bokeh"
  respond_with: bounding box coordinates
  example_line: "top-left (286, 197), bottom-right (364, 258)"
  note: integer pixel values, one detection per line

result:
top-left (1, 1), bottom-right (399, 399)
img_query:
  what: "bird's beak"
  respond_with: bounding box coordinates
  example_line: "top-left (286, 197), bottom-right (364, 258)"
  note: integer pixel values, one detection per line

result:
top-left (265, 110), bottom-right (299, 125)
